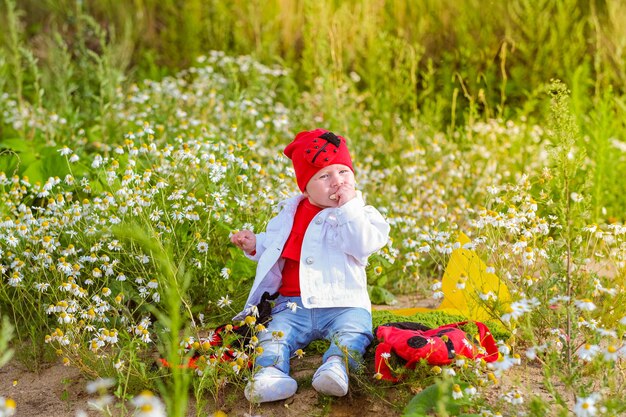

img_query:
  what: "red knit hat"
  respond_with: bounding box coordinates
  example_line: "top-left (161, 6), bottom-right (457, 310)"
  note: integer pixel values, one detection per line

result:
top-left (284, 129), bottom-right (354, 191)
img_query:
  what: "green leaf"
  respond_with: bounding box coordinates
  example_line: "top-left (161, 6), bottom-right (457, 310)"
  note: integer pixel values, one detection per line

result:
top-left (0, 140), bottom-right (74, 183)
top-left (0, 138), bottom-right (32, 154)
top-left (22, 160), bottom-right (46, 184)
top-left (402, 384), bottom-right (439, 416)
top-left (368, 285), bottom-right (397, 305)
top-left (0, 152), bottom-right (20, 176)
top-left (375, 273), bottom-right (388, 286)
top-left (403, 382), bottom-right (465, 417)
top-left (40, 146), bottom-right (72, 179)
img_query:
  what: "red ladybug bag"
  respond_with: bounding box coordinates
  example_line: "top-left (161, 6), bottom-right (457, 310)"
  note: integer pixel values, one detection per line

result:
top-left (374, 321), bottom-right (499, 381)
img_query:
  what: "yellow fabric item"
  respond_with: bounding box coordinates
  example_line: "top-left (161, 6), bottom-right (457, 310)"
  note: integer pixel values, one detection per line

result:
top-left (391, 233), bottom-right (511, 321)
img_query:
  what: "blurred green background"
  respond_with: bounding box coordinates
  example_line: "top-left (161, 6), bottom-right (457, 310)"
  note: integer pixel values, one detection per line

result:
top-left (1, 0), bottom-right (626, 219)
top-left (3, 0), bottom-right (625, 124)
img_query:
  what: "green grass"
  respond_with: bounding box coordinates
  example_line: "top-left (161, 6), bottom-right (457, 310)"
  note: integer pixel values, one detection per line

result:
top-left (0, 1), bottom-right (626, 416)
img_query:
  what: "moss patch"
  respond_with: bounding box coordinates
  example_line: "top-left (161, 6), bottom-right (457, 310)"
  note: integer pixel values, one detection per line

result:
top-left (372, 310), bottom-right (510, 341)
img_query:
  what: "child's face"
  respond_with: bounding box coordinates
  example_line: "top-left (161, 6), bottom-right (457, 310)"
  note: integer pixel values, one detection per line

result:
top-left (304, 164), bottom-right (355, 208)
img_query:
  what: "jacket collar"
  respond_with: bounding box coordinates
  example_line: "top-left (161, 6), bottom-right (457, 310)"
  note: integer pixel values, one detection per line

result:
top-left (277, 194), bottom-right (307, 218)
top-left (278, 191), bottom-right (365, 215)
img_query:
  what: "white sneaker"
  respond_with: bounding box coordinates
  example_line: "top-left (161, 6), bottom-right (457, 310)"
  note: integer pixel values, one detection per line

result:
top-left (312, 356), bottom-right (349, 396)
top-left (244, 366), bottom-right (298, 403)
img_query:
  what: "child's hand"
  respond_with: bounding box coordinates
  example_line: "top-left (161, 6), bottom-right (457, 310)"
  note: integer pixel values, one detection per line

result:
top-left (330, 183), bottom-right (356, 207)
top-left (230, 230), bottom-right (256, 254)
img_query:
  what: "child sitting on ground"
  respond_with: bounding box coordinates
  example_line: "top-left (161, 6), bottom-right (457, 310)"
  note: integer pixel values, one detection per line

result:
top-left (231, 128), bottom-right (390, 403)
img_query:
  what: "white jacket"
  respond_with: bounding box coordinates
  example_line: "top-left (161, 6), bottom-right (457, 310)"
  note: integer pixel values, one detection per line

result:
top-left (233, 192), bottom-right (390, 321)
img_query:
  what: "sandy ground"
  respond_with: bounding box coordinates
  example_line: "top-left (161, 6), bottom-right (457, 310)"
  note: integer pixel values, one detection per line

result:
top-left (0, 295), bottom-right (565, 416)
top-left (0, 353), bottom-right (408, 417)
top-left (0, 297), bottom-right (423, 417)
top-left (0, 360), bottom-right (100, 417)
top-left (0, 351), bottom-right (558, 417)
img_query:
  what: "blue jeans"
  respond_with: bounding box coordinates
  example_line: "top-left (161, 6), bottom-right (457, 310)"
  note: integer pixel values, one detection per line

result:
top-left (255, 296), bottom-right (373, 374)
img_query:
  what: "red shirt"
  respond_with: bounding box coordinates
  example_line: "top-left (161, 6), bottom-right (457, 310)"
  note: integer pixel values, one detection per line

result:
top-left (279, 199), bottom-right (322, 296)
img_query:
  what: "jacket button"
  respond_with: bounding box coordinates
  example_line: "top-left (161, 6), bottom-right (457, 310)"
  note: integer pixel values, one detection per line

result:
top-left (315, 218), bottom-right (323, 225)
top-left (305, 256), bottom-right (314, 265)
top-left (308, 296), bottom-right (317, 304)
